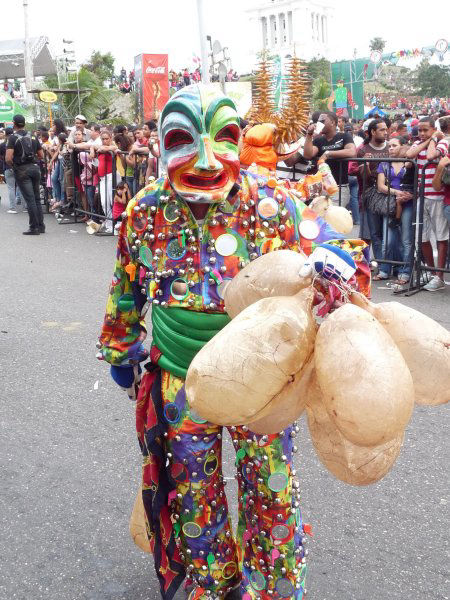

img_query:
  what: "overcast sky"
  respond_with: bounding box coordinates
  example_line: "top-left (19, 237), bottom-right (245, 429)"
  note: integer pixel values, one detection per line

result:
top-left (5, 0), bottom-right (450, 74)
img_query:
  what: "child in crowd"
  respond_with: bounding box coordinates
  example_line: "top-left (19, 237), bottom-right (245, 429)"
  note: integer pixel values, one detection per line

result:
top-left (112, 181), bottom-right (131, 235)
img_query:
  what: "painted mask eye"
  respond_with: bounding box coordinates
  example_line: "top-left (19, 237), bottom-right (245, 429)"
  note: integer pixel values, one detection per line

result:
top-left (214, 124), bottom-right (240, 145)
top-left (164, 129), bottom-right (194, 150)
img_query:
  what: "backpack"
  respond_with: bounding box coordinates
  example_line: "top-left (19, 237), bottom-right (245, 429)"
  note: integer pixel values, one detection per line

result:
top-left (14, 132), bottom-right (34, 164)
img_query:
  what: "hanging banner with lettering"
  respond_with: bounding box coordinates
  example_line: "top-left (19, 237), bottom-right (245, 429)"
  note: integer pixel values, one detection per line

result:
top-left (141, 53), bottom-right (169, 120)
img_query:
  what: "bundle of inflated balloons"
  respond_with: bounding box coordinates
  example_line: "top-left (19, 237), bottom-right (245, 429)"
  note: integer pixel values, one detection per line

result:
top-left (186, 248), bottom-right (449, 486)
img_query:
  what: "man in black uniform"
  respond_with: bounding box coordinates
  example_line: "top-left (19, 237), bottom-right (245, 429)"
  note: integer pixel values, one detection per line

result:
top-left (5, 114), bottom-right (45, 235)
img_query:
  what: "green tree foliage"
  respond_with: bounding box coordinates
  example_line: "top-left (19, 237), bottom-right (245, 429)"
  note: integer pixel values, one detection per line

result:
top-left (413, 60), bottom-right (450, 97)
top-left (43, 67), bottom-right (124, 123)
top-left (369, 37), bottom-right (386, 53)
top-left (306, 57), bottom-right (330, 81)
top-left (81, 51), bottom-right (115, 85)
top-left (312, 77), bottom-right (331, 111)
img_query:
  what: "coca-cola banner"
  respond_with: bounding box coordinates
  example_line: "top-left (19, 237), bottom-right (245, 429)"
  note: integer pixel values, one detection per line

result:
top-left (135, 54), bottom-right (169, 121)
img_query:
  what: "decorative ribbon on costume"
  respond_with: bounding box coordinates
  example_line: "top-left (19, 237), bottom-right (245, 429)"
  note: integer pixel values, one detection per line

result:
top-left (136, 366), bottom-right (186, 600)
top-left (151, 306), bottom-right (231, 378)
top-left (135, 308), bottom-right (231, 599)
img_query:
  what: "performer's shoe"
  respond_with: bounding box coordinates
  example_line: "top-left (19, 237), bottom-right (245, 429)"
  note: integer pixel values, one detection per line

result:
top-left (22, 229), bottom-right (40, 235)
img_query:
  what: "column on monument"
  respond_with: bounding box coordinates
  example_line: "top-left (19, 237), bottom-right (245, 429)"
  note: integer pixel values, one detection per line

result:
top-left (270, 14), bottom-right (276, 47)
top-left (287, 10), bottom-right (293, 45)
top-left (261, 16), bottom-right (268, 48)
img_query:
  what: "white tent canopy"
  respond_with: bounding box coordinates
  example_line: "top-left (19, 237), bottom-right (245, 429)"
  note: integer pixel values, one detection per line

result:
top-left (0, 37), bottom-right (56, 79)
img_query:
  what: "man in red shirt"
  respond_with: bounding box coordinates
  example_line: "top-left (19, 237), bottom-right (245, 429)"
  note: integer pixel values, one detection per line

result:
top-left (406, 117), bottom-right (449, 291)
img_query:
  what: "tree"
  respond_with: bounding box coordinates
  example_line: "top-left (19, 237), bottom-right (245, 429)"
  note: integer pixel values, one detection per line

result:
top-left (306, 57), bottom-right (330, 81)
top-left (369, 37), bottom-right (386, 53)
top-left (413, 60), bottom-right (450, 97)
top-left (42, 67), bottom-right (125, 123)
top-left (81, 51), bottom-right (115, 85)
top-left (312, 77), bottom-right (331, 111)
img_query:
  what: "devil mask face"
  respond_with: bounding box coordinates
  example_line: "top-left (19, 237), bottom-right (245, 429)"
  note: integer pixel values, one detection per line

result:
top-left (160, 84), bottom-right (241, 203)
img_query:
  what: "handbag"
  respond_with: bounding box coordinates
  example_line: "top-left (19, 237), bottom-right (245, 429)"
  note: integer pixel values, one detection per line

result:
top-left (363, 163), bottom-right (397, 216)
top-left (363, 185), bottom-right (396, 216)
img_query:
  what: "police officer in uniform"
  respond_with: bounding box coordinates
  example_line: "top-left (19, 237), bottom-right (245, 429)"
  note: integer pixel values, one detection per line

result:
top-left (5, 114), bottom-right (45, 235)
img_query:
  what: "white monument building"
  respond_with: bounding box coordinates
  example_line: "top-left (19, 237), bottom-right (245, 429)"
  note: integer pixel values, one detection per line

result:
top-left (246, 0), bottom-right (333, 62)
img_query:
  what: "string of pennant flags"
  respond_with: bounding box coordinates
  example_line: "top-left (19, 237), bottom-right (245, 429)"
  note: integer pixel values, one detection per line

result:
top-left (370, 39), bottom-right (448, 65)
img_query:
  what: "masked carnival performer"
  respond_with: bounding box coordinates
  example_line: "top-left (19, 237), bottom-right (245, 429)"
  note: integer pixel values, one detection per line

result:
top-left (97, 80), bottom-right (370, 600)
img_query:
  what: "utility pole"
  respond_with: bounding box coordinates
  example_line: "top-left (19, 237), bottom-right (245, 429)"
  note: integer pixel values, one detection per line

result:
top-left (196, 0), bottom-right (210, 84)
top-left (23, 0), bottom-right (34, 99)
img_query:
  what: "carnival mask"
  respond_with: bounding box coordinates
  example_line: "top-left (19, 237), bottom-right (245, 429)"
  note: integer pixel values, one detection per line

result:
top-left (160, 84), bottom-right (240, 203)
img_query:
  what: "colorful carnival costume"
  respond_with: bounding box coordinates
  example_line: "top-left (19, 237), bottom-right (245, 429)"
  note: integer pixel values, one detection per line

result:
top-left (97, 84), bottom-right (370, 600)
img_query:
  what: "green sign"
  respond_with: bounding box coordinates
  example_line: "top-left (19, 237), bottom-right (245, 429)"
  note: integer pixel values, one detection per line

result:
top-left (330, 59), bottom-right (376, 120)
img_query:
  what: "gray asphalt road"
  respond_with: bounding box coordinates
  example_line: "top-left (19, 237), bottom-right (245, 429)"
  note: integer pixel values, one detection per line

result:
top-left (1, 192), bottom-right (449, 600)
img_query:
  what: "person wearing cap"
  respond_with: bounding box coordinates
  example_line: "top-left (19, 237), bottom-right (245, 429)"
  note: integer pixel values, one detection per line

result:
top-left (1, 126), bottom-right (25, 213)
top-left (68, 114), bottom-right (90, 143)
top-left (5, 114), bottom-right (45, 234)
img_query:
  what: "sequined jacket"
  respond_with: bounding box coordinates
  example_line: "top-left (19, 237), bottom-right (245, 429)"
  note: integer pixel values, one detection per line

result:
top-left (98, 170), bottom-right (370, 365)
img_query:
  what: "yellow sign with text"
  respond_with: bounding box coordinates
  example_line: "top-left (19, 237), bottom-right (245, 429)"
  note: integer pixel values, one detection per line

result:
top-left (39, 91), bottom-right (58, 103)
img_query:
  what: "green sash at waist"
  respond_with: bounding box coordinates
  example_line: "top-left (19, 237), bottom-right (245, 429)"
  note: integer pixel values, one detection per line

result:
top-left (151, 305), bottom-right (230, 379)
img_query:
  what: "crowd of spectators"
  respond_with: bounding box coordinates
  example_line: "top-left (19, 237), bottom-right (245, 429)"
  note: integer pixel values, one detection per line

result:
top-left (1, 103), bottom-right (449, 291)
top-left (0, 113), bottom-right (160, 235)
top-left (282, 108), bottom-right (450, 292)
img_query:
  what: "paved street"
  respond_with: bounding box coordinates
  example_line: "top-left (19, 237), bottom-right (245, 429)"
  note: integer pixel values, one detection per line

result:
top-left (1, 192), bottom-right (448, 600)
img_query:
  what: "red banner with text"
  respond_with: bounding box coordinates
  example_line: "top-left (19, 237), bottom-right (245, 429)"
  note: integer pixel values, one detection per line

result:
top-left (142, 54), bottom-right (169, 120)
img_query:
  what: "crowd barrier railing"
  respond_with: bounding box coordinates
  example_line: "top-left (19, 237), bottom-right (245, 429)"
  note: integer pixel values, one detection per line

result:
top-left (51, 149), bottom-right (159, 234)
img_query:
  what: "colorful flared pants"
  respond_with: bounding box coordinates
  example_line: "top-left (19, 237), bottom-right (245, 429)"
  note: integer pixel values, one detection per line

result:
top-left (137, 369), bottom-right (308, 600)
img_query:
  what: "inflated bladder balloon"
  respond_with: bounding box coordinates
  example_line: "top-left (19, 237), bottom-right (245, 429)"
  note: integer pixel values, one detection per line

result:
top-left (306, 370), bottom-right (404, 485)
top-left (129, 485), bottom-right (151, 553)
top-left (186, 287), bottom-right (316, 426)
top-left (314, 303), bottom-right (414, 447)
top-left (350, 293), bottom-right (450, 406)
top-left (224, 249), bottom-right (310, 319)
top-left (309, 196), bottom-right (353, 234)
top-left (247, 356), bottom-right (314, 434)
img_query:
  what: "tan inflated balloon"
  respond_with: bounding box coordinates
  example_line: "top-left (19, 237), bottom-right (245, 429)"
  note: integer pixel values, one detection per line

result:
top-left (247, 356), bottom-right (314, 434)
top-left (224, 250), bottom-right (310, 319)
top-left (186, 287), bottom-right (316, 426)
top-left (350, 293), bottom-right (450, 406)
top-left (309, 197), bottom-right (353, 234)
top-left (306, 371), bottom-right (404, 485)
top-left (129, 485), bottom-right (151, 553)
top-left (315, 303), bottom-right (414, 447)
top-left (323, 205), bottom-right (353, 234)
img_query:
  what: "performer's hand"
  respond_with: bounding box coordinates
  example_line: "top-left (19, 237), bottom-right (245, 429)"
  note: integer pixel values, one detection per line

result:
top-left (110, 364), bottom-right (142, 401)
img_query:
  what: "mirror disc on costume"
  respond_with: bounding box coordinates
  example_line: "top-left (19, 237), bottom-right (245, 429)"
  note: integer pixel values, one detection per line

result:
top-left (182, 522), bottom-right (202, 538)
top-left (204, 454), bottom-right (219, 476)
top-left (170, 278), bottom-right (189, 300)
top-left (222, 562), bottom-right (237, 579)
top-left (171, 463), bottom-right (188, 482)
top-left (268, 472), bottom-right (288, 492)
top-left (167, 239), bottom-right (186, 260)
top-left (275, 578), bottom-right (294, 598)
top-left (250, 571), bottom-right (266, 591)
top-left (139, 246), bottom-right (153, 268)
top-left (189, 408), bottom-right (207, 424)
top-left (117, 294), bottom-right (135, 312)
top-left (271, 524), bottom-right (290, 541)
top-left (215, 233), bottom-right (238, 256)
top-left (132, 212), bottom-right (147, 233)
top-left (299, 219), bottom-right (320, 240)
top-left (164, 402), bottom-right (181, 424)
top-left (164, 203), bottom-right (179, 223)
top-left (217, 278), bottom-right (231, 300)
top-left (257, 197), bottom-right (279, 219)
